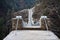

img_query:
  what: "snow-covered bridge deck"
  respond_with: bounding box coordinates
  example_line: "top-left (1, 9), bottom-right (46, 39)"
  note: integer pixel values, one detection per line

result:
top-left (3, 30), bottom-right (59, 40)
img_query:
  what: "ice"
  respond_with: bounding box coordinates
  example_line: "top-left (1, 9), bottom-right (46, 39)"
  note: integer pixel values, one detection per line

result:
top-left (3, 30), bottom-right (59, 40)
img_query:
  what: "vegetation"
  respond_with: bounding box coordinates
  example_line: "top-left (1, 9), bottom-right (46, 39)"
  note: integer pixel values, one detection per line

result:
top-left (0, 0), bottom-right (36, 40)
top-left (36, 0), bottom-right (60, 38)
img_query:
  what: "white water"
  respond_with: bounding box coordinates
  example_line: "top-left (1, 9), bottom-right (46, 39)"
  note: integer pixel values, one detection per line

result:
top-left (23, 8), bottom-right (40, 28)
top-left (27, 8), bottom-right (33, 26)
top-left (22, 8), bottom-right (33, 27)
top-left (15, 9), bottom-right (48, 29)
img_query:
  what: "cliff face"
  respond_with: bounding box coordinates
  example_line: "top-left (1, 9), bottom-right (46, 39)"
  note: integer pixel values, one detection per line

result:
top-left (35, 0), bottom-right (60, 38)
top-left (12, 9), bottom-right (28, 23)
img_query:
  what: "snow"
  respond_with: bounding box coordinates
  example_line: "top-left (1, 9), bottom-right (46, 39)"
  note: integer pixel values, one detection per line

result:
top-left (16, 16), bottom-right (22, 19)
top-left (40, 16), bottom-right (47, 19)
top-left (23, 26), bottom-right (40, 28)
top-left (3, 30), bottom-right (59, 40)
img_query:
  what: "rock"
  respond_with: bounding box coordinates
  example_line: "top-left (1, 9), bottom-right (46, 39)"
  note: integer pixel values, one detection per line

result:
top-left (12, 18), bottom-right (23, 30)
top-left (12, 9), bottom-right (28, 23)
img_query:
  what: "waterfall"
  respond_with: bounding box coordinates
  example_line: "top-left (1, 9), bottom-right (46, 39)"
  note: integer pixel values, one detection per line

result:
top-left (27, 8), bottom-right (33, 26)
top-left (22, 20), bottom-right (28, 27)
top-left (22, 7), bottom-right (40, 28)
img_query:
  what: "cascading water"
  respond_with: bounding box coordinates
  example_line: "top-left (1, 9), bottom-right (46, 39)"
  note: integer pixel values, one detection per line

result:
top-left (27, 8), bottom-right (33, 26)
top-left (22, 7), bottom-right (41, 28)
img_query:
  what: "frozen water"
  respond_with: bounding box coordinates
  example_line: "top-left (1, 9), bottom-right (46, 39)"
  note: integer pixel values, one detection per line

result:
top-left (3, 30), bottom-right (59, 40)
top-left (16, 16), bottom-right (22, 19)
